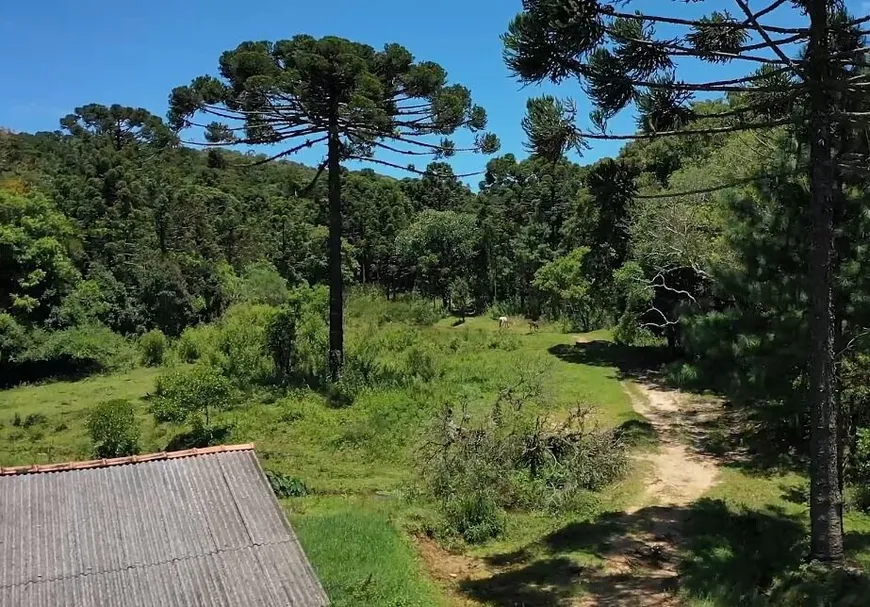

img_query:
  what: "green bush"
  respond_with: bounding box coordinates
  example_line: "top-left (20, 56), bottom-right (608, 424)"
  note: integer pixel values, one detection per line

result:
top-left (265, 307), bottom-right (297, 383)
top-left (138, 329), bottom-right (168, 367)
top-left (152, 364), bottom-right (234, 439)
top-left (265, 470), bottom-right (310, 497)
top-left (175, 324), bottom-right (215, 363)
top-left (405, 346), bottom-right (438, 383)
top-left (211, 304), bottom-right (276, 386)
top-left (87, 399), bottom-right (141, 458)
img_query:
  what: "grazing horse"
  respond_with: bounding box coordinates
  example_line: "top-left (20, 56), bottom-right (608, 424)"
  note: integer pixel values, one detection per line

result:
top-left (498, 316), bottom-right (511, 329)
top-left (528, 320), bottom-right (540, 333)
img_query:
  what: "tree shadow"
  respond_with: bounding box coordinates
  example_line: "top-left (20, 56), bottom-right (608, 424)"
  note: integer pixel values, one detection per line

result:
top-left (550, 341), bottom-right (805, 476)
top-left (615, 418), bottom-right (658, 447)
top-left (548, 341), bottom-right (672, 382)
top-left (165, 424), bottom-right (232, 451)
top-left (458, 499), bottom-right (806, 607)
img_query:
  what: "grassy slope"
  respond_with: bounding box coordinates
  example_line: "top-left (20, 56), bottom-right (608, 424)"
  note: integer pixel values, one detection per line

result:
top-left (0, 316), bottom-right (638, 606)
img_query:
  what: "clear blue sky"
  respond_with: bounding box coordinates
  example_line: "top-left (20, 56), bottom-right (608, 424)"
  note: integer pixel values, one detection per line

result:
top-left (1, 0), bottom-right (865, 182)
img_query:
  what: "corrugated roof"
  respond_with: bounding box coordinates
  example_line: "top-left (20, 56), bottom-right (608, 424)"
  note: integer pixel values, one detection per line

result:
top-left (0, 445), bottom-right (330, 607)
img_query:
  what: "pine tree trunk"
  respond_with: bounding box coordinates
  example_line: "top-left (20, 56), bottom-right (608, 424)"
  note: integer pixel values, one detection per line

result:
top-left (806, 0), bottom-right (844, 565)
top-left (327, 115), bottom-right (343, 382)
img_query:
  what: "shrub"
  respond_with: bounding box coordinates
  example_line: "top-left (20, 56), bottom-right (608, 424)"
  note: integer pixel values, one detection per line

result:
top-left (265, 470), bottom-right (310, 497)
top-left (22, 413), bottom-right (47, 428)
top-left (87, 399), bottom-right (141, 458)
top-left (212, 304), bottom-right (276, 386)
top-left (405, 346), bottom-right (438, 383)
top-left (265, 307), bottom-right (297, 383)
top-left (240, 261), bottom-right (289, 307)
top-left (444, 491), bottom-right (505, 544)
top-left (152, 364), bottom-right (234, 440)
top-left (175, 324), bottom-right (215, 363)
top-left (138, 329), bottom-right (168, 367)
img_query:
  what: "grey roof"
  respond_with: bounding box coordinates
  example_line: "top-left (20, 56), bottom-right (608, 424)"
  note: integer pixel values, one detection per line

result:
top-left (0, 445), bottom-right (329, 607)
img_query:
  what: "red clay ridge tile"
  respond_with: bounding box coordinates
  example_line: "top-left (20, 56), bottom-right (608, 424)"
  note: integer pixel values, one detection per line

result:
top-left (0, 443), bottom-right (256, 476)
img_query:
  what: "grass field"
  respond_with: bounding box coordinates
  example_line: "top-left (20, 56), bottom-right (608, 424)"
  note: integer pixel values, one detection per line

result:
top-left (3, 307), bottom-right (868, 605)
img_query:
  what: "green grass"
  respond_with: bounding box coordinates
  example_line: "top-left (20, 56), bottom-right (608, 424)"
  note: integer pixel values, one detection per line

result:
top-left (0, 367), bottom-right (160, 466)
top-left (292, 501), bottom-right (445, 607)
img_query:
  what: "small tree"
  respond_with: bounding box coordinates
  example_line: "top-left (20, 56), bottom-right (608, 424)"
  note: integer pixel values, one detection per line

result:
top-left (152, 365), bottom-right (233, 441)
top-left (87, 399), bottom-right (141, 458)
top-left (534, 247), bottom-right (595, 331)
top-left (168, 35), bottom-right (499, 381)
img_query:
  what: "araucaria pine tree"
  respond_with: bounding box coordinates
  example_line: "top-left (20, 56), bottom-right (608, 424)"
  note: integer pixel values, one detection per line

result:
top-left (168, 36), bottom-right (499, 380)
top-left (504, 0), bottom-right (870, 564)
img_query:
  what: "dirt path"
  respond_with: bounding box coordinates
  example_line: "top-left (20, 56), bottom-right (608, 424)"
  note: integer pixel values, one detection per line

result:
top-left (571, 382), bottom-right (722, 607)
top-left (415, 380), bottom-right (724, 607)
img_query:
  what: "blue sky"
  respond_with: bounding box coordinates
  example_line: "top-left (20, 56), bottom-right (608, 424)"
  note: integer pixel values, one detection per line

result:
top-left (1, 0), bottom-right (866, 182)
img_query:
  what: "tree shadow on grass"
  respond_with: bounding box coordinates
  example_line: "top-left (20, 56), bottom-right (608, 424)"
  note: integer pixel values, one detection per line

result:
top-left (548, 341), bottom-right (672, 383)
top-left (165, 424), bottom-right (232, 451)
top-left (459, 499), bottom-right (806, 607)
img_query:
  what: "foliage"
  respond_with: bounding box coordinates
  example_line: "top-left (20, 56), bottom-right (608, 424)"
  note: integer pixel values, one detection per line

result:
top-left (21, 325), bottom-right (134, 375)
top-left (86, 399), bottom-right (141, 458)
top-left (152, 364), bottom-right (234, 439)
top-left (533, 247), bottom-right (595, 331)
top-left (209, 304), bottom-right (276, 386)
top-left (0, 313), bottom-right (26, 366)
top-left (138, 329), bottom-right (168, 367)
top-left (767, 562), bottom-right (870, 607)
top-left (174, 324), bottom-right (215, 364)
top-left (0, 188), bottom-right (79, 324)
top-left (396, 209), bottom-right (479, 305)
top-left (265, 469), bottom-right (309, 498)
top-left (265, 306), bottom-right (297, 384)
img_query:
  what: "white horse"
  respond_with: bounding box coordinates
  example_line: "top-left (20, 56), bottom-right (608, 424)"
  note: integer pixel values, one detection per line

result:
top-left (498, 316), bottom-right (511, 329)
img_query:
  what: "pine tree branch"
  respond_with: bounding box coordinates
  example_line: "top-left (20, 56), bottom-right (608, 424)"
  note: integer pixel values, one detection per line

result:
top-left (297, 159), bottom-right (328, 195)
top-left (740, 0), bottom-right (790, 25)
top-left (634, 175), bottom-right (780, 199)
top-left (734, 0), bottom-right (806, 80)
top-left (346, 155), bottom-right (484, 178)
top-left (605, 9), bottom-right (806, 35)
top-left (584, 118), bottom-right (790, 141)
top-left (237, 135), bottom-right (328, 167)
top-left (604, 27), bottom-right (802, 66)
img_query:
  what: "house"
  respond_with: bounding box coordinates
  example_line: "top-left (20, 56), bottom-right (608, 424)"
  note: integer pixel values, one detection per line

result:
top-left (0, 444), bottom-right (329, 606)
